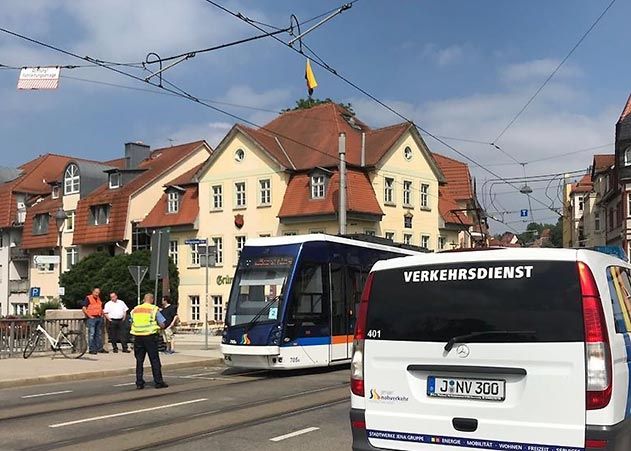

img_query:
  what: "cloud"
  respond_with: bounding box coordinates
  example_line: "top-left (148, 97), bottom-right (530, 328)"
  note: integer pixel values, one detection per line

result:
top-left (422, 44), bottom-right (469, 67)
top-left (500, 58), bottom-right (582, 83)
top-left (157, 121), bottom-right (233, 149)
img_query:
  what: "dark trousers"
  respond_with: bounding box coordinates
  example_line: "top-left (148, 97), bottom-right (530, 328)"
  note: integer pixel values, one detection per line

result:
top-left (108, 319), bottom-right (128, 350)
top-left (133, 334), bottom-right (164, 386)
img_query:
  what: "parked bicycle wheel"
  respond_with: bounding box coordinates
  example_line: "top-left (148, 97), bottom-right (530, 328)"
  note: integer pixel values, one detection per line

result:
top-left (59, 331), bottom-right (87, 359)
top-left (23, 331), bottom-right (41, 359)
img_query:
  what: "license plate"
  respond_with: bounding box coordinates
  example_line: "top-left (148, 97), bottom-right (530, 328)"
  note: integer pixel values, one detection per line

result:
top-left (427, 376), bottom-right (505, 401)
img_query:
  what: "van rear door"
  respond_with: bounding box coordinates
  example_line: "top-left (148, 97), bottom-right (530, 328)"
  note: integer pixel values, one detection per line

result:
top-left (363, 260), bottom-right (586, 450)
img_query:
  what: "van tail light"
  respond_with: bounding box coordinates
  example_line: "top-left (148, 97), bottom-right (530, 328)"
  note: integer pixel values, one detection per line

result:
top-left (585, 439), bottom-right (607, 449)
top-left (351, 273), bottom-right (374, 397)
top-left (578, 261), bottom-right (612, 410)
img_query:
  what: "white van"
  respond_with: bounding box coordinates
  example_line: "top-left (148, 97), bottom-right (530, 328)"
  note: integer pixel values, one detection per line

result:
top-left (350, 248), bottom-right (631, 451)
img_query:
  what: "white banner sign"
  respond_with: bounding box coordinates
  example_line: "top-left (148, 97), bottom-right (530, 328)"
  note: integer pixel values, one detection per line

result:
top-left (17, 67), bottom-right (61, 90)
top-left (34, 255), bottom-right (60, 265)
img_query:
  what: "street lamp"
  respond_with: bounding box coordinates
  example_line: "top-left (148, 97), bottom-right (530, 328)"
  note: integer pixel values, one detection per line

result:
top-left (54, 208), bottom-right (68, 282)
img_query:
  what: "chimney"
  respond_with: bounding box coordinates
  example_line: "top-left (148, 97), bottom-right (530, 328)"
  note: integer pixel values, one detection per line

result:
top-left (361, 132), bottom-right (366, 167)
top-left (124, 142), bottom-right (151, 169)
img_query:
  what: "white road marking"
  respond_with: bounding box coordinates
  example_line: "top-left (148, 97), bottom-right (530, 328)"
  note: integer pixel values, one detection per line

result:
top-left (270, 427), bottom-right (320, 442)
top-left (48, 398), bottom-right (208, 428)
top-left (113, 382), bottom-right (137, 387)
top-left (22, 390), bottom-right (73, 399)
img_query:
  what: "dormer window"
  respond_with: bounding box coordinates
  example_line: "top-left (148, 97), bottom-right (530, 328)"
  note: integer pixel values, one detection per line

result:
top-left (625, 146), bottom-right (631, 167)
top-left (90, 204), bottom-right (110, 226)
top-left (64, 164), bottom-right (80, 195)
top-left (51, 185), bottom-right (60, 199)
top-left (311, 175), bottom-right (326, 199)
top-left (109, 172), bottom-right (121, 189)
top-left (32, 213), bottom-right (50, 235)
top-left (167, 191), bottom-right (179, 214)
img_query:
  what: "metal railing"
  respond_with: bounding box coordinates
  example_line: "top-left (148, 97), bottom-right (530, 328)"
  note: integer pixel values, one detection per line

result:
top-left (0, 318), bottom-right (87, 359)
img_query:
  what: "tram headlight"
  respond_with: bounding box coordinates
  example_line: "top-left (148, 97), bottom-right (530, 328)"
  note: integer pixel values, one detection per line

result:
top-left (268, 327), bottom-right (282, 346)
top-left (221, 327), bottom-right (228, 344)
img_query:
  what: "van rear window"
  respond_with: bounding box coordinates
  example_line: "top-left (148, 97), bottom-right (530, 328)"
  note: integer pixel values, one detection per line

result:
top-left (367, 260), bottom-right (583, 343)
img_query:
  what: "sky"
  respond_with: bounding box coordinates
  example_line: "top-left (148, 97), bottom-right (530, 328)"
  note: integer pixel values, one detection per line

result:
top-left (0, 0), bottom-right (630, 233)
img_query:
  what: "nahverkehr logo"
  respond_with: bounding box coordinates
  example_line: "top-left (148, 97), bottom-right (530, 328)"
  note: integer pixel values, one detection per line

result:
top-left (369, 389), bottom-right (409, 402)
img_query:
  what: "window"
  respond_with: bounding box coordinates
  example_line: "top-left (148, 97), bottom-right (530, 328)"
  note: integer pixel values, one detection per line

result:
top-left (212, 295), bottom-right (224, 322)
top-left (384, 177), bottom-right (394, 204)
top-left (190, 295), bottom-right (200, 322)
top-left (259, 233), bottom-right (271, 238)
top-left (595, 212), bottom-right (601, 231)
top-left (131, 224), bottom-right (150, 251)
top-left (51, 185), bottom-right (60, 199)
top-left (234, 148), bottom-right (245, 162)
top-left (625, 147), bottom-right (631, 166)
top-left (628, 194), bottom-right (631, 218)
top-left (404, 214), bottom-right (413, 229)
top-left (37, 250), bottom-right (55, 272)
top-left (64, 164), bottom-right (80, 195)
top-left (190, 244), bottom-right (200, 266)
top-left (32, 213), bottom-right (49, 235)
top-left (109, 172), bottom-right (121, 189)
top-left (212, 185), bottom-right (223, 210)
top-left (364, 230), bottom-right (376, 236)
top-left (385, 231), bottom-right (395, 241)
top-left (65, 247), bottom-right (78, 270)
top-left (403, 180), bottom-right (412, 206)
top-left (311, 175), bottom-right (325, 199)
top-left (287, 262), bottom-right (330, 328)
top-left (403, 233), bottom-right (412, 245)
top-left (607, 267), bottom-right (631, 334)
top-left (284, 231), bottom-right (297, 236)
top-left (236, 236), bottom-right (246, 260)
top-left (212, 237), bottom-right (223, 265)
top-left (609, 208), bottom-right (614, 231)
top-left (13, 304), bottom-right (28, 316)
top-left (169, 240), bottom-right (178, 265)
top-left (167, 191), bottom-right (179, 213)
top-left (65, 211), bottom-right (75, 232)
top-left (404, 146), bottom-right (413, 161)
top-left (259, 179), bottom-right (271, 206)
top-left (578, 196), bottom-right (584, 212)
top-left (438, 236), bottom-right (446, 250)
top-left (90, 204), bottom-right (110, 225)
top-left (420, 184), bottom-right (430, 209)
top-left (421, 234), bottom-right (430, 249)
top-left (235, 182), bottom-right (246, 208)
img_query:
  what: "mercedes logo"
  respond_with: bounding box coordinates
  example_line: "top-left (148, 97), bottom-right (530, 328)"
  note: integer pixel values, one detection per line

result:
top-left (456, 344), bottom-right (470, 358)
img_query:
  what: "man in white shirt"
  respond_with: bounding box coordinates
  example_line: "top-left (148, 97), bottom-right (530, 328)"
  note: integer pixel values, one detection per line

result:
top-left (103, 292), bottom-right (130, 353)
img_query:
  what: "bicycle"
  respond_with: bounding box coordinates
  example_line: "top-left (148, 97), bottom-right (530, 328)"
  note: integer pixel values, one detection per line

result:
top-left (23, 323), bottom-right (87, 359)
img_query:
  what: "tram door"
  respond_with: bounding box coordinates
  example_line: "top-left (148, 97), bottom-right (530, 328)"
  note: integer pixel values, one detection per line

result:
top-left (329, 262), bottom-right (355, 361)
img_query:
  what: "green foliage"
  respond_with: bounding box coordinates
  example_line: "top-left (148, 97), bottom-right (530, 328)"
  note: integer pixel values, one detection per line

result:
top-left (60, 251), bottom-right (179, 309)
top-left (33, 299), bottom-right (61, 319)
top-left (516, 218), bottom-right (563, 247)
top-left (283, 98), bottom-right (354, 114)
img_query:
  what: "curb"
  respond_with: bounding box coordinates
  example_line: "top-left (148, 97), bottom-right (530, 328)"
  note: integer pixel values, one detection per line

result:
top-left (0, 357), bottom-right (224, 389)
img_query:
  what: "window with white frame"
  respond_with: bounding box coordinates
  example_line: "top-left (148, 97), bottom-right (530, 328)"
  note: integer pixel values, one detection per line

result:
top-left (420, 234), bottom-right (430, 249)
top-left (236, 236), bottom-right (246, 260)
top-left (32, 213), bottom-right (49, 235)
top-left (438, 236), bottom-right (446, 250)
top-left (212, 185), bottom-right (223, 210)
top-left (384, 177), bottom-right (395, 204)
top-left (190, 295), bottom-right (200, 322)
top-left (169, 240), bottom-right (178, 265)
top-left (259, 179), bottom-right (271, 205)
top-left (420, 184), bottom-right (429, 209)
top-left (65, 211), bottom-right (75, 232)
top-left (403, 233), bottom-right (412, 245)
top-left (625, 147), bottom-right (631, 166)
top-left (385, 231), bottom-right (395, 241)
top-left (212, 237), bottom-right (223, 265)
top-left (64, 164), bottom-right (80, 195)
top-left (190, 244), bottom-right (200, 266)
top-left (235, 182), bottom-right (246, 208)
top-left (14, 304), bottom-right (28, 316)
top-left (90, 204), bottom-right (109, 225)
top-left (51, 185), bottom-right (60, 199)
top-left (404, 214), bottom-right (413, 229)
top-left (577, 196), bottom-right (584, 212)
top-left (167, 191), bottom-right (179, 213)
top-left (403, 180), bottom-right (412, 206)
top-left (212, 295), bottom-right (224, 322)
top-left (311, 175), bottom-right (325, 199)
top-left (109, 172), bottom-right (121, 189)
top-left (65, 247), bottom-right (78, 270)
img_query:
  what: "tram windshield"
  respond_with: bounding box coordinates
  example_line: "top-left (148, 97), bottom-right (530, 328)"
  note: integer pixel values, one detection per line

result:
top-left (227, 255), bottom-right (295, 326)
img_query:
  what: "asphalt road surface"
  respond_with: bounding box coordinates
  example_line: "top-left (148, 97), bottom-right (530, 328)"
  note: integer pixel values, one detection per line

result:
top-left (0, 364), bottom-right (352, 451)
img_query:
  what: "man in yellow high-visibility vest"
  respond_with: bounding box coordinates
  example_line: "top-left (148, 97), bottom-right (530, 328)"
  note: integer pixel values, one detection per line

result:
top-left (130, 293), bottom-right (168, 389)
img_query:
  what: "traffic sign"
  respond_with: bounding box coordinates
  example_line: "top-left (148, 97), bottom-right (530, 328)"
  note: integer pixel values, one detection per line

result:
top-left (520, 209), bottom-right (528, 218)
top-left (29, 287), bottom-right (41, 298)
top-left (128, 266), bottom-right (149, 285)
top-left (185, 238), bottom-right (207, 245)
top-left (33, 255), bottom-right (60, 265)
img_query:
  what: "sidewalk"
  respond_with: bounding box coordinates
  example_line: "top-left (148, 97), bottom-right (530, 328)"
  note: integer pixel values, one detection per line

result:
top-left (0, 335), bottom-right (224, 389)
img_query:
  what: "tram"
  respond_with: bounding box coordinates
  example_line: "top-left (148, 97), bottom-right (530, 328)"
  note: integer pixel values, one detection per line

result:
top-left (220, 234), bottom-right (425, 370)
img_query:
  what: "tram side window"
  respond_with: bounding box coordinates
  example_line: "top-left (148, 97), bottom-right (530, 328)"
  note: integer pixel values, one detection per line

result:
top-left (289, 262), bottom-right (329, 326)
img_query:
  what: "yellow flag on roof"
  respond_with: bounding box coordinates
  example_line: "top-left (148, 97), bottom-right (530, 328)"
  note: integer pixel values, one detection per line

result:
top-left (305, 59), bottom-right (318, 96)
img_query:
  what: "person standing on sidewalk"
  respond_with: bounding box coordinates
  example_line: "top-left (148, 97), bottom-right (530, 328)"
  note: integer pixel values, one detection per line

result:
top-left (130, 293), bottom-right (168, 389)
top-left (82, 287), bottom-right (108, 355)
top-left (103, 292), bottom-right (130, 353)
top-left (160, 296), bottom-right (179, 354)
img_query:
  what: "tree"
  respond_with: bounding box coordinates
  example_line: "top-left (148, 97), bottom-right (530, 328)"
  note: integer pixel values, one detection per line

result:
top-left (33, 299), bottom-right (61, 319)
top-left (515, 218), bottom-right (563, 247)
top-left (282, 98), bottom-right (354, 115)
top-left (60, 251), bottom-right (179, 309)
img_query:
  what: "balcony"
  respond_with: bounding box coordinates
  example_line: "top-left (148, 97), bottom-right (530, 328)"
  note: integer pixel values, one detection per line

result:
top-left (10, 247), bottom-right (29, 261)
top-left (9, 279), bottom-right (29, 294)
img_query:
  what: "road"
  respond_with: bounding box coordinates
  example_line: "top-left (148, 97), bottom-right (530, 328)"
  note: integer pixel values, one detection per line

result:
top-left (0, 364), bottom-right (351, 451)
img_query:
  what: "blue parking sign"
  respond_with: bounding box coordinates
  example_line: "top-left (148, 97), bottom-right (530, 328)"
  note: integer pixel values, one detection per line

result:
top-left (520, 209), bottom-right (528, 217)
top-left (29, 287), bottom-right (41, 298)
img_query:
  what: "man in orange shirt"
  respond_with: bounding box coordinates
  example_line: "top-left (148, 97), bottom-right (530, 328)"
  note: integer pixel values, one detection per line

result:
top-left (82, 287), bottom-right (108, 355)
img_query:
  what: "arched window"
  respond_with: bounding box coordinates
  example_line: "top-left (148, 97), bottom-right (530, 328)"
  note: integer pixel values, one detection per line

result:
top-left (64, 164), bottom-right (80, 195)
top-left (625, 147), bottom-right (631, 167)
